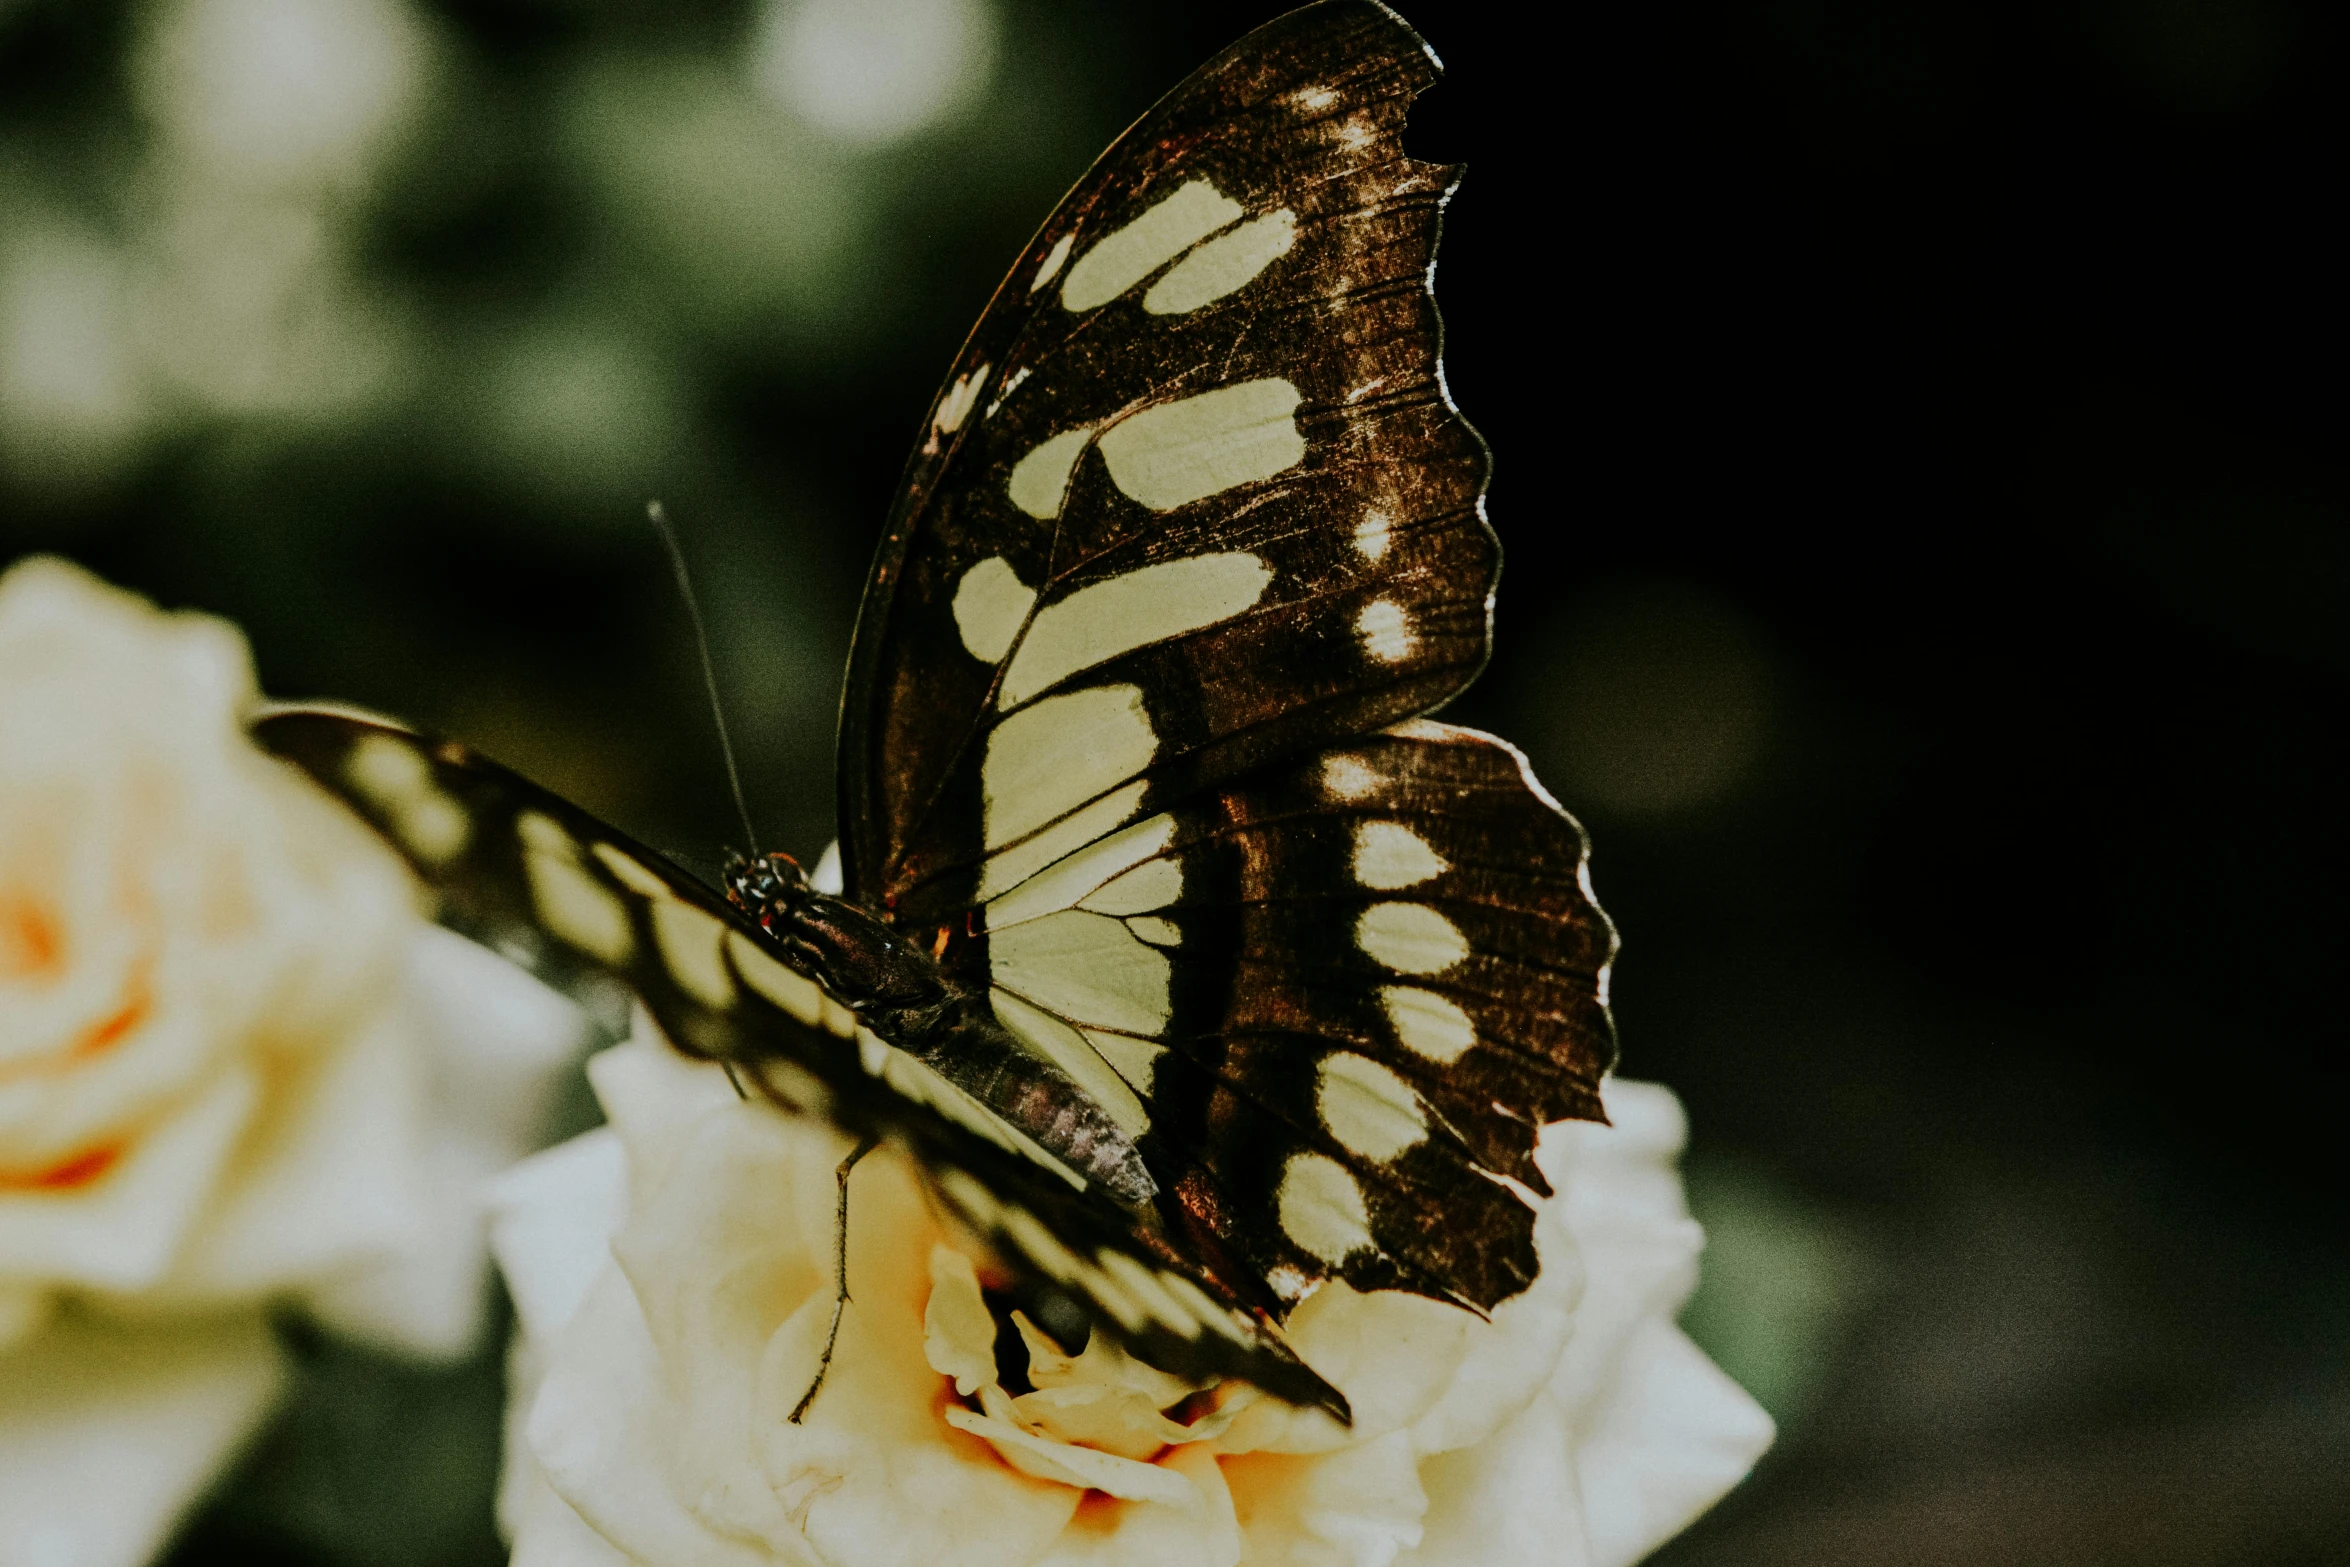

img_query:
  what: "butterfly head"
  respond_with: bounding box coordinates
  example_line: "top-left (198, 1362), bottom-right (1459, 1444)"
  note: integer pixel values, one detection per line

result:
top-left (722, 849), bottom-right (811, 930)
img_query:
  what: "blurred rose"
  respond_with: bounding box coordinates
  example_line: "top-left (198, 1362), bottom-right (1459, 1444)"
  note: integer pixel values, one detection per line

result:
top-left (0, 556), bottom-right (583, 1567)
top-left (491, 1015), bottom-right (1772, 1567)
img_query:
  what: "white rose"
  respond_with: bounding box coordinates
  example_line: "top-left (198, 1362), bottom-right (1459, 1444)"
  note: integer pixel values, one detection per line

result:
top-left (0, 556), bottom-right (584, 1567)
top-left (491, 1014), bottom-right (1773, 1566)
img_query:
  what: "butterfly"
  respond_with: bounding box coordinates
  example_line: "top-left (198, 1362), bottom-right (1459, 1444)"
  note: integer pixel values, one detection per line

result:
top-left (255, 0), bottom-right (1616, 1425)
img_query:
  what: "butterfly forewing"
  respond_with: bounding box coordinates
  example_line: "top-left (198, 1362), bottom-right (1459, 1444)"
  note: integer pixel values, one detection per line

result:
top-left (253, 707), bottom-right (1349, 1419)
top-left (842, 0), bottom-right (1491, 923)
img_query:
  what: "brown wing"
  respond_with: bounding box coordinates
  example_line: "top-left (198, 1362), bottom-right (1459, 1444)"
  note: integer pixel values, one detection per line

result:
top-left (838, 1), bottom-right (1492, 929)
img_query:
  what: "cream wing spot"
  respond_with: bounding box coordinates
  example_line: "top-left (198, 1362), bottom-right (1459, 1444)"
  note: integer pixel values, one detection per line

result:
top-left (977, 781), bottom-right (1147, 900)
top-left (999, 1203), bottom-right (1092, 1292)
top-left (724, 931), bottom-right (824, 1027)
top-left (1094, 1250), bottom-right (1194, 1335)
top-left (589, 842), bottom-right (668, 898)
top-left (1030, 233), bottom-right (1074, 293)
top-left (952, 556), bottom-right (1038, 663)
top-left (1080, 1028), bottom-right (1165, 1098)
top-left (1160, 1272), bottom-right (1251, 1344)
top-left (1278, 1152), bottom-right (1374, 1267)
top-left (933, 363), bottom-right (988, 434)
top-left (1356, 598), bottom-right (1416, 663)
top-left (1321, 753), bottom-right (1379, 801)
top-left (1079, 856), bottom-right (1182, 916)
top-left (982, 685), bottom-right (1157, 851)
top-left (989, 910), bottom-right (1170, 1036)
top-left (1124, 916), bottom-right (1181, 947)
top-left (999, 552), bottom-right (1271, 707)
top-left (1351, 821), bottom-right (1448, 889)
top-left (819, 993), bottom-right (856, 1037)
top-left (1142, 209), bottom-right (1297, 314)
top-left (984, 365), bottom-right (1030, 421)
top-left (1006, 425), bottom-right (1099, 519)
top-left (985, 811), bottom-right (1173, 927)
top-left (516, 812), bottom-right (632, 966)
top-left (1357, 902), bottom-right (1468, 976)
top-left (1316, 1052), bottom-right (1428, 1164)
top-left (514, 809), bottom-right (574, 859)
top-left (1380, 985), bottom-right (1476, 1064)
top-left (1059, 180), bottom-right (1242, 312)
top-left (345, 734), bottom-right (470, 866)
top-left (649, 900), bottom-right (735, 1010)
top-left (1095, 379), bottom-right (1305, 512)
top-left (1353, 510), bottom-right (1392, 561)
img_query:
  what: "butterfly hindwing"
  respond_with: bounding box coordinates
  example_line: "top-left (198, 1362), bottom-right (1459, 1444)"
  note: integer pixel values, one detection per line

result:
top-left (842, 0), bottom-right (1491, 925)
top-left (954, 720), bottom-right (1617, 1313)
top-left (253, 706), bottom-right (1349, 1419)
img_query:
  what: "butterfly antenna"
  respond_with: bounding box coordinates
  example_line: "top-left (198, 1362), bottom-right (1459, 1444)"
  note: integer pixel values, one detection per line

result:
top-left (647, 500), bottom-right (760, 855)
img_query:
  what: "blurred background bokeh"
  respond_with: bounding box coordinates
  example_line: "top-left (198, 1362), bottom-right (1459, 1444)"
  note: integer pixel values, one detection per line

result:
top-left (3, 0), bottom-right (2344, 1562)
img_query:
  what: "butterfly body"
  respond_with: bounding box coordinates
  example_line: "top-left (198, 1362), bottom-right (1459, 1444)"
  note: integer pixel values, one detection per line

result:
top-left (258, 0), bottom-right (1617, 1424)
top-left (724, 849), bottom-right (1155, 1204)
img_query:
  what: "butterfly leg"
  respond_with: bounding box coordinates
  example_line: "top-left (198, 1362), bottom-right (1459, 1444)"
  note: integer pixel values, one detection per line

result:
top-left (789, 1131), bottom-right (880, 1424)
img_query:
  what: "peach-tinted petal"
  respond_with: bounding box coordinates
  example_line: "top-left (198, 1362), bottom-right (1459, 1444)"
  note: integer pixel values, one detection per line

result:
top-left (588, 1011), bottom-right (746, 1200)
top-left (1403, 1142), bottom-right (1583, 1460)
top-left (1009, 1382), bottom-right (1196, 1461)
top-left (0, 1065), bottom-right (254, 1291)
top-left (0, 558), bottom-right (583, 1567)
top-left (925, 1243), bottom-right (998, 1396)
top-left (1224, 1425), bottom-right (1428, 1567)
top-left (153, 1004), bottom-right (429, 1302)
top-left (943, 1408), bottom-right (1198, 1505)
top-left (1031, 1317), bottom-right (1201, 1410)
top-left (1035, 1444), bottom-right (1242, 1567)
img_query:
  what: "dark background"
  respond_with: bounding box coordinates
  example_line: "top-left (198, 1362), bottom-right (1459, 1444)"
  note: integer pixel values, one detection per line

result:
top-left (4, 0), bottom-right (2344, 1562)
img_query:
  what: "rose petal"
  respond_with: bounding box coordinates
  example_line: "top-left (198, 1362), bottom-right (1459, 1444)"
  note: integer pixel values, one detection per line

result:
top-left (1572, 1316), bottom-right (1775, 1567)
top-left (757, 1298), bottom-right (1079, 1565)
top-left (1033, 1318), bottom-right (1201, 1410)
top-left (508, 1461), bottom-right (640, 1567)
top-left (486, 1126), bottom-right (629, 1346)
top-left (1223, 1425), bottom-right (1428, 1566)
top-left (925, 1243), bottom-right (998, 1396)
top-left (528, 1267), bottom-right (772, 1567)
top-left (159, 1004), bottom-right (430, 1306)
top-left (0, 1065), bottom-right (254, 1292)
top-left (1218, 1281), bottom-right (1470, 1456)
top-left (943, 1408), bottom-right (1199, 1506)
top-left (587, 1018), bottom-right (745, 1200)
top-left (0, 1308), bottom-right (287, 1567)
top-left (1035, 1444), bottom-right (1243, 1567)
top-left (1403, 1145), bottom-right (1584, 1459)
top-left (1010, 1382), bottom-right (1198, 1461)
top-left (1402, 1374), bottom-right (1587, 1567)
